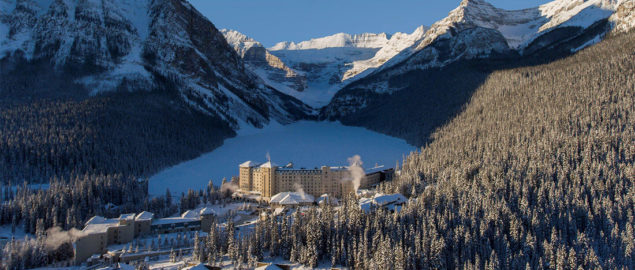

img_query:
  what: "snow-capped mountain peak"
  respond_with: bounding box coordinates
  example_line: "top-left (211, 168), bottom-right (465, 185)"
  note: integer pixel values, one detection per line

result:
top-left (220, 29), bottom-right (308, 102)
top-left (254, 27), bottom-right (430, 107)
top-left (323, 0), bottom-right (630, 121)
top-left (220, 29), bottom-right (264, 56)
top-left (270, 32), bottom-right (391, 51)
top-left (342, 25), bottom-right (428, 81)
top-left (0, 0), bottom-right (312, 129)
top-left (419, 0), bottom-right (620, 51)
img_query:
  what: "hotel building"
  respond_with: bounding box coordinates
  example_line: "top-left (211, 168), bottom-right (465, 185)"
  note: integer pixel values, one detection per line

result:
top-left (238, 161), bottom-right (394, 200)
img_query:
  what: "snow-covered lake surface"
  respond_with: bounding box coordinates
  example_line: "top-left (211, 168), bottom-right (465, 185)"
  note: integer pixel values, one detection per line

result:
top-left (149, 121), bottom-right (416, 196)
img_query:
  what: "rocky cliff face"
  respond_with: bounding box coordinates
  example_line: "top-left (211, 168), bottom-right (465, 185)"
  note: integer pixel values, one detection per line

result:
top-left (221, 29), bottom-right (307, 99)
top-left (0, 0), bottom-right (312, 128)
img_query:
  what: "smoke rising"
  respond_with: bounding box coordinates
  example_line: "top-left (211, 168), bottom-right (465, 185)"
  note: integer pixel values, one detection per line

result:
top-left (293, 182), bottom-right (307, 200)
top-left (221, 181), bottom-right (239, 194)
top-left (347, 155), bottom-right (365, 192)
top-left (44, 227), bottom-right (86, 250)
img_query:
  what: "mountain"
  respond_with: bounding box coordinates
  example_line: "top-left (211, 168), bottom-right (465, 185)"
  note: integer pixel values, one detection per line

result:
top-left (342, 26), bottom-right (428, 81)
top-left (270, 32), bottom-right (393, 50)
top-left (392, 29), bottom-right (634, 270)
top-left (0, 0), bottom-right (311, 128)
top-left (267, 28), bottom-right (427, 107)
top-left (0, 0), bottom-right (313, 183)
top-left (220, 29), bottom-right (308, 102)
top-left (322, 0), bottom-right (633, 146)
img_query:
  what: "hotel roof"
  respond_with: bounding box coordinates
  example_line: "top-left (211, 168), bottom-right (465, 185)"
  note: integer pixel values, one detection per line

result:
top-left (373, 193), bottom-right (407, 206)
top-left (240, 161), bottom-right (260, 168)
top-left (119, 213), bottom-right (135, 220)
top-left (135, 211), bottom-right (154, 221)
top-left (199, 207), bottom-right (215, 216)
top-left (83, 217), bottom-right (120, 234)
top-left (259, 161), bottom-right (278, 168)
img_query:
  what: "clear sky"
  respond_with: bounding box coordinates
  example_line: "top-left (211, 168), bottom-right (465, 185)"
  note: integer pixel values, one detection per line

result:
top-left (189, 0), bottom-right (552, 48)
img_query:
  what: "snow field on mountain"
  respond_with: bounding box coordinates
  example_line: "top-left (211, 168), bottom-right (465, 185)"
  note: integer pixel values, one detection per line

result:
top-left (149, 121), bottom-right (416, 196)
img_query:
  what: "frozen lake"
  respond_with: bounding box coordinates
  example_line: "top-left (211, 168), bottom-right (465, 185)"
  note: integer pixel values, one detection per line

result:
top-left (149, 121), bottom-right (416, 196)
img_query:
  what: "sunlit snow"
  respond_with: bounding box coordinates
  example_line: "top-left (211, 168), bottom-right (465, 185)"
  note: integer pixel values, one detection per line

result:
top-left (149, 121), bottom-right (416, 196)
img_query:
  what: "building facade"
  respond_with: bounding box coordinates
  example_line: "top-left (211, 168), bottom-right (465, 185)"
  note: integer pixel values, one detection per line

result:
top-left (74, 208), bottom-right (215, 264)
top-left (239, 161), bottom-right (385, 199)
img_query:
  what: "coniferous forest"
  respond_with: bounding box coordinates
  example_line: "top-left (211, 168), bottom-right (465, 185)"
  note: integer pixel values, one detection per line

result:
top-left (0, 89), bottom-right (234, 184)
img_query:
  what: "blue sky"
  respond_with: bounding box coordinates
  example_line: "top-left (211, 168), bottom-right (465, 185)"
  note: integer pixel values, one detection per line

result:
top-left (189, 0), bottom-right (551, 48)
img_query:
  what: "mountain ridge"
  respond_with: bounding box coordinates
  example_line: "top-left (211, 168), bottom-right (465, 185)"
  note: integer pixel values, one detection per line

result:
top-left (0, 0), bottom-right (312, 128)
top-left (322, 0), bottom-right (632, 124)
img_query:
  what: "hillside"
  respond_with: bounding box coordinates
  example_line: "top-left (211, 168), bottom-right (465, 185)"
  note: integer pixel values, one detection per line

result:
top-left (391, 31), bottom-right (634, 268)
top-left (0, 0), bottom-right (311, 184)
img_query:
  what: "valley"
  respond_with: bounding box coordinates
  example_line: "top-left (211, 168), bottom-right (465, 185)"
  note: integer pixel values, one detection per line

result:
top-left (0, 0), bottom-right (633, 268)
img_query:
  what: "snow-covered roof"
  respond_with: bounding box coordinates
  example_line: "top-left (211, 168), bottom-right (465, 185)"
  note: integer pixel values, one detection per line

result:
top-left (359, 198), bottom-right (374, 213)
top-left (366, 165), bottom-right (391, 174)
top-left (356, 189), bottom-right (376, 198)
top-left (270, 192), bottom-right (314, 205)
top-left (199, 207), bottom-right (216, 216)
top-left (359, 193), bottom-right (408, 213)
top-left (85, 216), bottom-right (107, 226)
top-left (373, 193), bottom-right (407, 206)
top-left (259, 161), bottom-right (278, 168)
top-left (119, 213), bottom-right (135, 220)
top-left (83, 219), bottom-right (120, 234)
top-left (181, 210), bottom-right (199, 219)
top-left (240, 161), bottom-right (260, 168)
top-left (135, 211), bottom-right (154, 221)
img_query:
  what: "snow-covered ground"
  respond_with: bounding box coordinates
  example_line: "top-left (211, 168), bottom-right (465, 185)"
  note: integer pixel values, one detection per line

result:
top-left (149, 121), bottom-right (416, 196)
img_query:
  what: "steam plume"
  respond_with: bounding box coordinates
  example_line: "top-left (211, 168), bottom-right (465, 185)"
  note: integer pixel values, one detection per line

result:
top-left (293, 182), bottom-right (307, 200)
top-left (221, 181), bottom-right (239, 194)
top-left (45, 227), bottom-right (86, 250)
top-left (347, 155), bottom-right (365, 192)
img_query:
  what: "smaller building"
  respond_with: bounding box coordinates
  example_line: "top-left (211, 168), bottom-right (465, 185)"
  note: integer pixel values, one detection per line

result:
top-left (269, 192), bottom-right (315, 207)
top-left (74, 214), bottom-right (137, 264)
top-left (74, 207), bottom-right (216, 263)
top-left (363, 166), bottom-right (395, 188)
top-left (359, 193), bottom-right (408, 213)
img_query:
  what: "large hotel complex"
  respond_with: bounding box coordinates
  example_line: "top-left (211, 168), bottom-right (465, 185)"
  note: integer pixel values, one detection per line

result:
top-left (238, 160), bottom-right (393, 199)
top-left (72, 161), bottom-right (394, 264)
